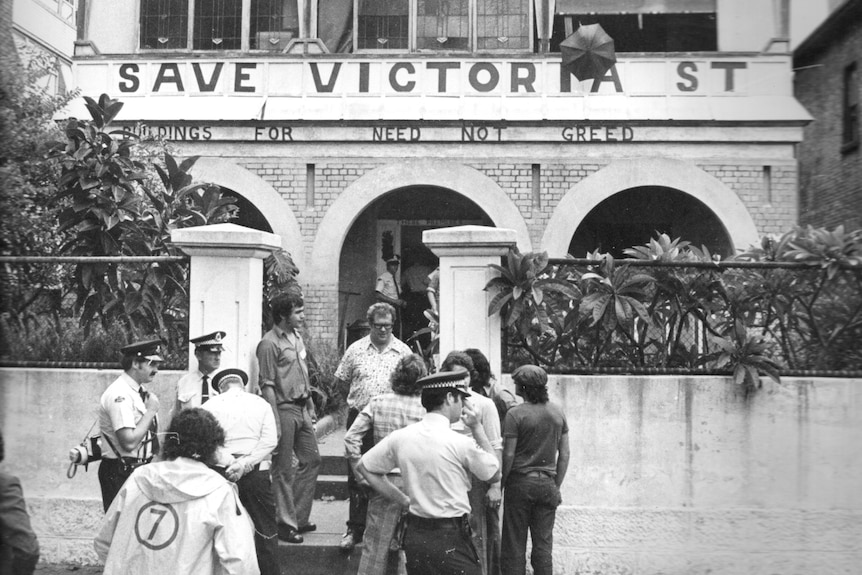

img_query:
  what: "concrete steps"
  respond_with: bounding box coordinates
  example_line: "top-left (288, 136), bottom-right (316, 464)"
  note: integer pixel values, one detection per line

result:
top-left (277, 427), bottom-right (360, 575)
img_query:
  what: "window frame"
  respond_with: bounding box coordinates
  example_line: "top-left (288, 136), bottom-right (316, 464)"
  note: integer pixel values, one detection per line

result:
top-left (842, 61), bottom-right (859, 154)
top-left (352, 0), bottom-right (535, 54)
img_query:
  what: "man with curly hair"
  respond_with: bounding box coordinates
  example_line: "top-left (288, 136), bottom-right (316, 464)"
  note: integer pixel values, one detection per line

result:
top-left (500, 365), bottom-right (570, 575)
top-left (345, 353), bottom-right (427, 575)
top-left (95, 408), bottom-right (258, 575)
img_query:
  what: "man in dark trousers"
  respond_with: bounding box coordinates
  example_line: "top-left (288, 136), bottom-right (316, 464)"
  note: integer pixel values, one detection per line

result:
top-left (97, 339), bottom-right (162, 511)
top-left (357, 369), bottom-right (500, 575)
top-left (203, 368), bottom-right (278, 575)
top-left (256, 293), bottom-right (321, 544)
top-left (500, 365), bottom-right (570, 575)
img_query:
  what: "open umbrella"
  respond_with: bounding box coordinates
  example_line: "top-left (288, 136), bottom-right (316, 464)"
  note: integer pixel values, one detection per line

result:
top-left (560, 23), bottom-right (617, 81)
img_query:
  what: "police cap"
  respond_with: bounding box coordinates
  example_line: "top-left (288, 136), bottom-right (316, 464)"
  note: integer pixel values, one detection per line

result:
top-left (211, 368), bottom-right (248, 390)
top-left (120, 339), bottom-right (164, 362)
top-left (418, 367), bottom-right (470, 398)
top-left (190, 331), bottom-right (226, 352)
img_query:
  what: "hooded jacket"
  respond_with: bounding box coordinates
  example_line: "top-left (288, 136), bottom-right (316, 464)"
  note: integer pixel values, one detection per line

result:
top-left (95, 457), bottom-right (259, 575)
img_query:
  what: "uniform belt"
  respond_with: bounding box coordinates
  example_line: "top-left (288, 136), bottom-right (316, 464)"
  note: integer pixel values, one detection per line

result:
top-left (408, 514), bottom-right (466, 530)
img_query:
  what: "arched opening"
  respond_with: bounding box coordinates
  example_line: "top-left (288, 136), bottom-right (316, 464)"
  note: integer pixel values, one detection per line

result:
top-left (339, 185), bottom-right (493, 348)
top-left (568, 186), bottom-right (734, 258)
top-left (221, 189), bottom-right (274, 234)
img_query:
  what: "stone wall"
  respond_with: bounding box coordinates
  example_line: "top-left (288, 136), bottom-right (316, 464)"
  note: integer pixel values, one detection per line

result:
top-left (3, 367), bottom-right (860, 572)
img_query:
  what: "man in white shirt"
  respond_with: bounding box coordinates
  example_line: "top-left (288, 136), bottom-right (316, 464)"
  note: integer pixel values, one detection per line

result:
top-left (357, 370), bottom-right (500, 575)
top-left (97, 339), bottom-right (162, 511)
top-left (203, 368), bottom-right (278, 575)
top-left (176, 331), bottom-right (225, 410)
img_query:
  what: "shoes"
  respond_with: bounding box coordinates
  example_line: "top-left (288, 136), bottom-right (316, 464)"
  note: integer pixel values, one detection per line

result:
top-left (277, 528), bottom-right (303, 544)
top-left (297, 523), bottom-right (317, 534)
top-left (339, 531), bottom-right (359, 552)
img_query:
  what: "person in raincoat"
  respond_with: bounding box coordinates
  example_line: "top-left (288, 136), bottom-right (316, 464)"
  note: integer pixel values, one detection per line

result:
top-left (95, 408), bottom-right (259, 575)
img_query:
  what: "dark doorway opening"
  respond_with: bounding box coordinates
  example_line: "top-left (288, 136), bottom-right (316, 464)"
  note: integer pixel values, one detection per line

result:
top-left (568, 186), bottom-right (733, 258)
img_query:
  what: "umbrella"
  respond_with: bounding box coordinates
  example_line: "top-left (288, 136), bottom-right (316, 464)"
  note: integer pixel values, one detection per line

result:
top-left (560, 23), bottom-right (617, 82)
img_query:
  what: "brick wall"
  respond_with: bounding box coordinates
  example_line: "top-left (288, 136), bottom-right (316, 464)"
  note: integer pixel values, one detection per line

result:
top-left (226, 155), bottom-right (798, 340)
top-left (795, 17), bottom-right (862, 230)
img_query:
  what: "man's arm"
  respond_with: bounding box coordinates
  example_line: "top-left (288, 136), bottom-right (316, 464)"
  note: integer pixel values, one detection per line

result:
top-left (356, 460), bottom-right (410, 508)
top-left (256, 339), bottom-right (282, 439)
top-left (344, 407), bottom-right (374, 486)
top-left (115, 393), bottom-right (160, 452)
top-left (501, 436), bottom-right (517, 487)
top-left (462, 402), bottom-right (501, 483)
top-left (555, 431), bottom-right (570, 488)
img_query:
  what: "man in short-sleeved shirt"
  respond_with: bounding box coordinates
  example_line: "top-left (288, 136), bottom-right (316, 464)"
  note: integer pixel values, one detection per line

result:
top-left (256, 293), bottom-right (321, 544)
top-left (357, 370), bottom-right (500, 575)
top-left (335, 302), bottom-right (411, 551)
top-left (97, 339), bottom-right (163, 512)
top-left (175, 331), bottom-right (225, 410)
top-left (500, 365), bottom-right (570, 575)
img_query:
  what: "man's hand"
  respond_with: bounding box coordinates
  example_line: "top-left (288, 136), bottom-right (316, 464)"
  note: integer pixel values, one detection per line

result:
top-left (485, 482), bottom-right (502, 508)
top-left (351, 459), bottom-right (370, 487)
top-left (460, 400), bottom-right (481, 429)
top-left (225, 460), bottom-right (245, 482)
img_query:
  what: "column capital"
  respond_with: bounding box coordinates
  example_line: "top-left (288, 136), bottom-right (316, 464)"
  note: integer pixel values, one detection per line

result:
top-left (171, 223), bottom-right (281, 259)
top-left (423, 225), bottom-right (517, 257)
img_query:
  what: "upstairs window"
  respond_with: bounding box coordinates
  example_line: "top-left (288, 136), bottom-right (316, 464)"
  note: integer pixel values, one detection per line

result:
top-left (548, 0), bottom-right (717, 53)
top-left (354, 0), bottom-right (532, 52)
top-left (140, 0), bottom-right (188, 50)
top-left (844, 62), bottom-right (859, 152)
top-left (193, 0), bottom-right (243, 50)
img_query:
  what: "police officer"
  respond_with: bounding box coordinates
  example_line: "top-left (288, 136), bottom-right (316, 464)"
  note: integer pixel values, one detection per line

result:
top-left (176, 331), bottom-right (226, 410)
top-left (357, 369), bottom-right (500, 575)
top-left (97, 339), bottom-right (162, 512)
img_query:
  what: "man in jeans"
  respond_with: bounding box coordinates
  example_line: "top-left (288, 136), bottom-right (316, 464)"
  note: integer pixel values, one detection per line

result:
top-left (334, 302), bottom-right (411, 552)
top-left (500, 365), bottom-right (570, 575)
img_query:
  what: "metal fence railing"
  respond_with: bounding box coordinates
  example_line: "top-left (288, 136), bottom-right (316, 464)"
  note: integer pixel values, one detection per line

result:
top-left (498, 256), bottom-right (862, 379)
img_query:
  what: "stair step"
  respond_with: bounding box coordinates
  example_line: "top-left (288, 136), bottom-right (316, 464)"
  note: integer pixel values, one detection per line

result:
top-left (315, 474), bottom-right (348, 500)
top-left (320, 454), bottom-right (346, 476)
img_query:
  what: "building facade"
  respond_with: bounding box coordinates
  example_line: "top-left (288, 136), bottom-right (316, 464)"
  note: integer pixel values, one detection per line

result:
top-left (68, 0), bottom-right (811, 347)
top-left (794, 0), bottom-right (862, 230)
top-left (10, 0), bottom-right (78, 94)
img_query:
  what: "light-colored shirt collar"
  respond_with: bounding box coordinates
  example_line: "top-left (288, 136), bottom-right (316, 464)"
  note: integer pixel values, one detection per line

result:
top-left (120, 371), bottom-right (142, 393)
top-left (424, 412), bottom-right (451, 427)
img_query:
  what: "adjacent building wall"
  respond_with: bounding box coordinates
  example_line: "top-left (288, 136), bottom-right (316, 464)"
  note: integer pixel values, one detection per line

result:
top-left (3, 368), bottom-right (860, 572)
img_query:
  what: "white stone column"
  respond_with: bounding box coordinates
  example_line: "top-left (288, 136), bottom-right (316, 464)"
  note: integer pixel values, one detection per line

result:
top-left (171, 223), bottom-right (281, 384)
top-left (423, 225), bottom-right (517, 378)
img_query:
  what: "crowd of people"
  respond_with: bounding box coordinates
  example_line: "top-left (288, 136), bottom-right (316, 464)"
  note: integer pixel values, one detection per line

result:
top-left (84, 290), bottom-right (569, 575)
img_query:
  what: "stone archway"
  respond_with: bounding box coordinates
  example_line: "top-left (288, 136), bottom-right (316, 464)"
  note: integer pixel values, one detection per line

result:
top-left (308, 160), bottom-right (532, 286)
top-left (189, 158), bottom-right (306, 272)
top-left (541, 157), bottom-right (760, 257)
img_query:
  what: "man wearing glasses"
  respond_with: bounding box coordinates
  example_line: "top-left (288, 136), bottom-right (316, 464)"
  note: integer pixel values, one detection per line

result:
top-left (334, 302), bottom-right (412, 552)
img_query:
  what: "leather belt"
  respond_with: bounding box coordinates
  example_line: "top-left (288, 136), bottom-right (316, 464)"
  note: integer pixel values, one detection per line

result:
top-left (408, 514), bottom-right (466, 530)
top-left (286, 396), bottom-right (309, 405)
top-left (519, 470), bottom-right (553, 479)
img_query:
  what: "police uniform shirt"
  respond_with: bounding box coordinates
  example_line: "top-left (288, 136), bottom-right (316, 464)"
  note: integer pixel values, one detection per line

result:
top-left (99, 372), bottom-right (154, 460)
top-left (202, 387), bottom-right (277, 472)
top-left (176, 369), bottom-right (218, 410)
top-left (375, 271), bottom-right (400, 300)
top-left (360, 412), bottom-right (499, 519)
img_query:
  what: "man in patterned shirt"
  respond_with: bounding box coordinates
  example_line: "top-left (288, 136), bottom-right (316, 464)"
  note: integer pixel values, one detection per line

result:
top-left (335, 302), bottom-right (412, 552)
top-left (344, 353), bottom-right (427, 575)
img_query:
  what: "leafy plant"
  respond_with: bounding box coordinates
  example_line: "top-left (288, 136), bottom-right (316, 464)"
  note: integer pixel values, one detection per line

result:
top-left (709, 320), bottom-right (781, 392)
top-left (50, 94), bottom-right (238, 354)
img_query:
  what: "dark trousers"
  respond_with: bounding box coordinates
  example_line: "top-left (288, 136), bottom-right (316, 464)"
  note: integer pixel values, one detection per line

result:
top-left (346, 407), bottom-right (374, 537)
top-left (98, 458), bottom-right (134, 512)
top-left (403, 517), bottom-right (480, 575)
top-left (272, 404), bottom-right (321, 531)
top-left (237, 469), bottom-right (279, 575)
top-left (500, 476), bottom-right (561, 575)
